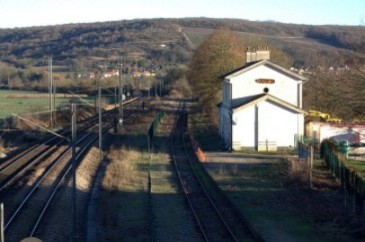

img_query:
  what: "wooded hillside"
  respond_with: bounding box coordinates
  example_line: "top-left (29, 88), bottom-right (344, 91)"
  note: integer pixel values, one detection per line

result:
top-left (0, 18), bottom-right (364, 120)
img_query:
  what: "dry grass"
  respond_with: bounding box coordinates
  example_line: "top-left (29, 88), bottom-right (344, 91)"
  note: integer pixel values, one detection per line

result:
top-left (102, 145), bottom-right (141, 191)
top-left (97, 100), bottom-right (202, 241)
top-left (98, 140), bottom-right (150, 241)
top-left (97, 106), bottom-right (155, 241)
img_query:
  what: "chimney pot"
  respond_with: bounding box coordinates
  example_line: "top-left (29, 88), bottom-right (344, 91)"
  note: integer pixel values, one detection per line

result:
top-left (245, 46), bottom-right (270, 64)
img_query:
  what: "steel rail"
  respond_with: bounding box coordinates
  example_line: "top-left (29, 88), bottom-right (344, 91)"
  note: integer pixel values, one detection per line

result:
top-left (0, 126), bottom-right (99, 193)
top-left (0, 97), bottom-right (139, 192)
top-left (170, 102), bottom-right (210, 241)
top-left (170, 102), bottom-right (260, 242)
top-left (29, 122), bottom-right (114, 236)
top-left (179, 108), bottom-right (238, 241)
top-left (3, 130), bottom-right (95, 231)
top-left (2, 97), bottom-right (141, 236)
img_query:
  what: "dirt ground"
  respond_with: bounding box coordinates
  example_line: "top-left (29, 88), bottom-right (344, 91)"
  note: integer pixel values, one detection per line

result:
top-left (203, 152), bottom-right (365, 242)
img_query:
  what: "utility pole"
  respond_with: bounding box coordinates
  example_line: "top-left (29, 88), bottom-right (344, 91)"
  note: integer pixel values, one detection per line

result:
top-left (94, 77), bottom-right (98, 112)
top-left (146, 74), bottom-right (150, 97)
top-left (98, 86), bottom-right (102, 161)
top-left (48, 57), bottom-right (53, 127)
top-left (71, 103), bottom-right (77, 241)
top-left (141, 74), bottom-right (144, 96)
top-left (114, 80), bottom-right (117, 133)
top-left (53, 66), bottom-right (57, 126)
top-left (118, 56), bottom-right (123, 128)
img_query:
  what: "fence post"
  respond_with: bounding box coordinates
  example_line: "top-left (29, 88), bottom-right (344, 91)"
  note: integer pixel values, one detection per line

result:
top-left (310, 145), bottom-right (313, 188)
top-left (0, 203), bottom-right (4, 242)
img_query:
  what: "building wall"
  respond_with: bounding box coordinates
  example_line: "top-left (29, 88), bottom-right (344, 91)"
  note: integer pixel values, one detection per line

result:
top-left (228, 65), bottom-right (300, 107)
top-left (232, 100), bottom-right (303, 149)
top-left (232, 105), bottom-right (256, 148)
top-left (257, 101), bottom-right (301, 147)
top-left (219, 105), bottom-right (232, 149)
top-left (222, 81), bottom-right (232, 106)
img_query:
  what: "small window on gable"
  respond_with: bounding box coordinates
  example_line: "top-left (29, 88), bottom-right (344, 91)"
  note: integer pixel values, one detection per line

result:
top-left (255, 78), bottom-right (275, 84)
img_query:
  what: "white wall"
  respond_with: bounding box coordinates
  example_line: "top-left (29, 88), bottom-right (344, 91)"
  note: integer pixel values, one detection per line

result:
top-left (232, 105), bottom-right (256, 148)
top-left (257, 101), bottom-right (300, 147)
top-left (228, 65), bottom-right (300, 107)
top-left (232, 100), bottom-right (302, 149)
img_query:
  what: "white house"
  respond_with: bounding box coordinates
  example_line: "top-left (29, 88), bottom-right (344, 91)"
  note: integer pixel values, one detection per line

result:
top-left (219, 48), bottom-right (307, 151)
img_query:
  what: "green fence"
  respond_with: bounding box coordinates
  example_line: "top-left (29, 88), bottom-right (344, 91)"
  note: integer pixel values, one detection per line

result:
top-left (321, 141), bottom-right (365, 197)
top-left (147, 111), bottom-right (165, 151)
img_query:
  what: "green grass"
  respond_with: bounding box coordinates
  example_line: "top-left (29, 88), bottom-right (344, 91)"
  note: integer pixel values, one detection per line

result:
top-left (0, 89), bottom-right (94, 119)
top-left (344, 159), bottom-right (365, 178)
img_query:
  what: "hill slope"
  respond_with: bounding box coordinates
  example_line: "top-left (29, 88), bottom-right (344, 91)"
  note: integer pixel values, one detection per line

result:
top-left (0, 18), bottom-right (364, 120)
top-left (1, 18), bottom-right (364, 69)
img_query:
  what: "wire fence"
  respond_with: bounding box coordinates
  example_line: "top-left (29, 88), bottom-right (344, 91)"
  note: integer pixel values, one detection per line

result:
top-left (321, 141), bottom-right (365, 203)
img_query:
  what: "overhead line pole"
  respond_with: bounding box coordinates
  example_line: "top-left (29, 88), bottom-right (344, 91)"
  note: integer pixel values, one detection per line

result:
top-left (71, 103), bottom-right (77, 241)
top-left (53, 62), bottom-right (56, 126)
top-left (114, 80), bottom-right (117, 133)
top-left (98, 86), bottom-right (102, 162)
top-left (48, 57), bottom-right (53, 127)
top-left (118, 56), bottom-right (123, 128)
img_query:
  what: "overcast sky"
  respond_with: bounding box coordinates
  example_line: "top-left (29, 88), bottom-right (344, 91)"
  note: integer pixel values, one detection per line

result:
top-left (1, 0), bottom-right (364, 28)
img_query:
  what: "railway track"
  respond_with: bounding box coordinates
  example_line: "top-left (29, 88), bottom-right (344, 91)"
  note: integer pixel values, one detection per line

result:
top-left (170, 102), bottom-right (263, 242)
top-left (0, 97), bottom-right (143, 241)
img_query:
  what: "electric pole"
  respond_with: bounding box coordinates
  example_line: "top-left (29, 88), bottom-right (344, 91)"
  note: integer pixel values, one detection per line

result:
top-left (98, 87), bottom-right (102, 161)
top-left (71, 103), bottom-right (77, 241)
top-left (118, 56), bottom-right (123, 128)
top-left (48, 57), bottom-right (53, 127)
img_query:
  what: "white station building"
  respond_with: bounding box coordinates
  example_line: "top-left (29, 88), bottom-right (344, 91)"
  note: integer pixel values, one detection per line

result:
top-left (219, 48), bottom-right (307, 151)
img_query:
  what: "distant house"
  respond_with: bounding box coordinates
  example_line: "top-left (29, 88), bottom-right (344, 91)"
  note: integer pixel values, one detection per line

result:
top-left (131, 70), bottom-right (155, 77)
top-left (219, 48), bottom-right (307, 151)
top-left (306, 122), bottom-right (365, 145)
top-left (102, 70), bottom-right (119, 79)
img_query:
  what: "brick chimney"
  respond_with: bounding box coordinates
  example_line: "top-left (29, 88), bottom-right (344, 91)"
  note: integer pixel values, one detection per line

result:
top-left (246, 46), bottom-right (270, 63)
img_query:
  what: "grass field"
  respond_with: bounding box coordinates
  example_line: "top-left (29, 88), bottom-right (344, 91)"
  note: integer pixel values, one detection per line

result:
top-left (0, 89), bottom-right (94, 120)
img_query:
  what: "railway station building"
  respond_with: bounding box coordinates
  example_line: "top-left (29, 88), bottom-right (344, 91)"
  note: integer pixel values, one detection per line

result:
top-left (218, 48), bottom-right (307, 151)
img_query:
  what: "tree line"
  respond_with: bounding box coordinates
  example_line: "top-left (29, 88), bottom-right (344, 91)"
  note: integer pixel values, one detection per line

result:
top-left (187, 28), bottom-right (365, 123)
